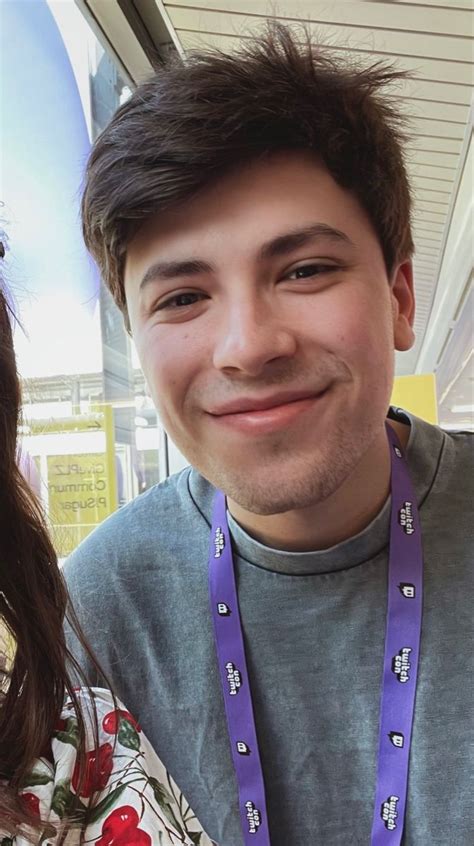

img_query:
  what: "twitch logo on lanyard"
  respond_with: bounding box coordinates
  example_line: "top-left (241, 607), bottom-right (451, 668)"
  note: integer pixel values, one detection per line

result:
top-left (388, 732), bottom-right (404, 749)
top-left (226, 661), bottom-right (243, 695)
top-left (245, 800), bottom-right (262, 833)
top-left (214, 526), bottom-right (225, 557)
top-left (392, 647), bottom-right (412, 683)
top-left (381, 795), bottom-right (400, 831)
top-left (398, 501), bottom-right (415, 535)
top-left (398, 582), bottom-right (416, 599)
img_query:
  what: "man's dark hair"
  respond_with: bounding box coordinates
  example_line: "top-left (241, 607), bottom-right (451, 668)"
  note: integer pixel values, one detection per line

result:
top-left (82, 23), bottom-right (413, 325)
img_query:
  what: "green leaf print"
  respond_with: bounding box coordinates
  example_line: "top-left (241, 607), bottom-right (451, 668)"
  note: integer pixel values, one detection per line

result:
top-left (188, 833), bottom-right (202, 845)
top-left (117, 716), bottom-right (141, 751)
top-left (51, 779), bottom-right (74, 818)
top-left (87, 785), bottom-right (126, 825)
top-left (50, 779), bottom-right (88, 821)
top-left (148, 777), bottom-right (186, 837)
top-left (149, 778), bottom-right (174, 807)
top-left (54, 717), bottom-right (80, 749)
top-left (20, 769), bottom-right (53, 788)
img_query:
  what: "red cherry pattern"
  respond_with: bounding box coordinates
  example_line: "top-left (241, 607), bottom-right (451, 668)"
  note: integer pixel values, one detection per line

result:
top-left (72, 742), bottom-right (114, 798)
top-left (96, 805), bottom-right (151, 846)
top-left (102, 709), bottom-right (141, 734)
top-left (24, 701), bottom-right (202, 843)
top-left (22, 791), bottom-right (41, 818)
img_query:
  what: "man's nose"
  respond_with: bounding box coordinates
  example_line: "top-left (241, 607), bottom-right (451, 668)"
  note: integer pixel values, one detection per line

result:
top-left (212, 297), bottom-right (297, 376)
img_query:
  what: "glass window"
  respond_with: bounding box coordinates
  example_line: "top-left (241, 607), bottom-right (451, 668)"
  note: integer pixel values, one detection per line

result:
top-left (2, 0), bottom-right (162, 561)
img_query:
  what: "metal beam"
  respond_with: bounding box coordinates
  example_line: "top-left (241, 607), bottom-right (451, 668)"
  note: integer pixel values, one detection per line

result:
top-left (75, 0), bottom-right (154, 84)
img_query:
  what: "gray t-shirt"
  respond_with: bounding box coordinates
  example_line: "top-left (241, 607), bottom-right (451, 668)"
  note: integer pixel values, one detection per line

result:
top-left (64, 412), bottom-right (473, 845)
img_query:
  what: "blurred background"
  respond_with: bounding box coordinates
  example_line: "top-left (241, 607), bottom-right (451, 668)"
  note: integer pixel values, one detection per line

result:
top-left (1, 0), bottom-right (472, 560)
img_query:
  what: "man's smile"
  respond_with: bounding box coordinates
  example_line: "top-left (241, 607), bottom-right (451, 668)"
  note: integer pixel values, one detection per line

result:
top-left (205, 388), bottom-right (330, 435)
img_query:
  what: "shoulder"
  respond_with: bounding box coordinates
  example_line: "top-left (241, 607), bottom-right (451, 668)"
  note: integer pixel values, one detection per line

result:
top-left (428, 424), bottom-right (472, 493)
top-left (441, 427), bottom-right (473, 462)
top-left (404, 415), bottom-right (473, 559)
top-left (404, 413), bottom-right (472, 496)
top-left (17, 688), bottom-right (214, 845)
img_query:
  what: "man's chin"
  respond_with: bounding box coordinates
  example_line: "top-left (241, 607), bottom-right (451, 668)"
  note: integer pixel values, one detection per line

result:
top-left (203, 425), bottom-right (373, 516)
top-left (211, 463), bottom-right (342, 516)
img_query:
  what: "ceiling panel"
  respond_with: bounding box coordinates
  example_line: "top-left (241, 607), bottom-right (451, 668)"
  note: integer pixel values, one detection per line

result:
top-left (410, 137), bottom-right (463, 155)
top-left (172, 27), bottom-right (473, 81)
top-left (414, 205), bottom-right (450, 218)
top-left (410, 177), bottom-right (454, 194)
top-left (167, 0), bottom-right (470, 37)
top-left (169, 7), bottom-right (473, 61)
top-left (410, 149), bottom-right (460, 168)
top-left (415, 240), bottom-right (442, 250)
top-left (409, 118), bottom-right (467, 140)
top-left (394, 0), bottom-right (471, 8)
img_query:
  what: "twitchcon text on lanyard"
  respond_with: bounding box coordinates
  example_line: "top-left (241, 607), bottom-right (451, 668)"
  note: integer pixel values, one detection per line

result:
top-left (208, 424), bottom-right (423, 845)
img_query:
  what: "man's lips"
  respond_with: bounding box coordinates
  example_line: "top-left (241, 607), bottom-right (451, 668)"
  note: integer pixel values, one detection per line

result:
top-left (206, 389), bottom-right (330, 435)
top-left (207, 389), bottom-right (326, 417)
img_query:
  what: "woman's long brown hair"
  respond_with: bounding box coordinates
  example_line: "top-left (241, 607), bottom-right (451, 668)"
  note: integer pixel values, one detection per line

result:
top-left (0, 241), bottom-right (112, 840)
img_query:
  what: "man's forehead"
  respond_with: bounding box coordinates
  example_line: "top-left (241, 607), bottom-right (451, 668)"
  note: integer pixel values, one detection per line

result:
top-left (128, 152), bottom-right (337, 246)
top-left (124, 153), bottom-right (368, 285)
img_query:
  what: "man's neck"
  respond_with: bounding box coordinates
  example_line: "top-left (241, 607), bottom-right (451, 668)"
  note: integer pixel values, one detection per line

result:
top-left (227, 419), bottom-right (411, 553)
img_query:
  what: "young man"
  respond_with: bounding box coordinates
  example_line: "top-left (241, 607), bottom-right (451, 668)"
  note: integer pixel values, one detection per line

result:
top-left (65, 27), bottom-right (473, 846)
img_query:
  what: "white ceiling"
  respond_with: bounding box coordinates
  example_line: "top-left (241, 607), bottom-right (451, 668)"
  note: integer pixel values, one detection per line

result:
top-left (158, 0), bottom-right (473, 376)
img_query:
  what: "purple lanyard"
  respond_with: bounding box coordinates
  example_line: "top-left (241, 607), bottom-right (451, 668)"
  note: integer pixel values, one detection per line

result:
top-left (208, 425), bottom-right (423, 844)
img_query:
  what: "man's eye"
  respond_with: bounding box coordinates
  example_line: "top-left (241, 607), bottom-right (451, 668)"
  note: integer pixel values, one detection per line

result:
top-left (286, 264), bottom-right (336, 280)
top-left (157, 292), bottom-right (205, 310)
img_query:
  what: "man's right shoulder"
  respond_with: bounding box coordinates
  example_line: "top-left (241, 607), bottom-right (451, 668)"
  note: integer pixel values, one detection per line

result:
top-left (63, 466), bottom-right (211, 588)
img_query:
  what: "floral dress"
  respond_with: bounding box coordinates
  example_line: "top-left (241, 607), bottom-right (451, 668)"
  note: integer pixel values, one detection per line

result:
top-left (2, 689), bottom-right (215, 846)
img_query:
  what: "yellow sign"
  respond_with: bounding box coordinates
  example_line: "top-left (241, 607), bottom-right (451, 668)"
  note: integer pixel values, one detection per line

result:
top-left (391, 374), bottom-right (438, 424)
top-left (31, 414), bottom-right (106, 434)
top-left (32, 405), bottom-right (119, 557)
top-left (47, 452), bottom-right (115, 556)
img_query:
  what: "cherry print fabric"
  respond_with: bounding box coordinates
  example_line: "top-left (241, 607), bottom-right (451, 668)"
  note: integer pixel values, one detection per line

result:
top-left (2, 689), bottom-right (214, 846)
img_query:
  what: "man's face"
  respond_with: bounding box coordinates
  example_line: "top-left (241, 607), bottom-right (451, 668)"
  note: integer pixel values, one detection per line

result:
top-left (125, 153), bottom-right (414, 514)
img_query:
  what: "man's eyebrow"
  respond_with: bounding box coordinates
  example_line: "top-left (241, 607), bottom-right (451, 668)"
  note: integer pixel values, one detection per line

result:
top-left (139, 259), bottom-right (213, 291)
top-left (139, 224), bottom-right (352, 290)
top-left (258, 223), bottom-right (353, 261)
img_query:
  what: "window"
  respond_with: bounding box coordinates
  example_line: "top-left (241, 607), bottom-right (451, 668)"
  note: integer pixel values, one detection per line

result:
top-left (2, 0), bottom-right (162, 560)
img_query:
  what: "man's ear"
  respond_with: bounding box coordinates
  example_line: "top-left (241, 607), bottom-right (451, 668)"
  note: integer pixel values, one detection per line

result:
top-left (391, 260), bottom-right (415, 352)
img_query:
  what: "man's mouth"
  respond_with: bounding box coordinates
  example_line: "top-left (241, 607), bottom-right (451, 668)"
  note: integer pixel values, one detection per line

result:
top-left (207, 388), bottom-right (330, 434)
